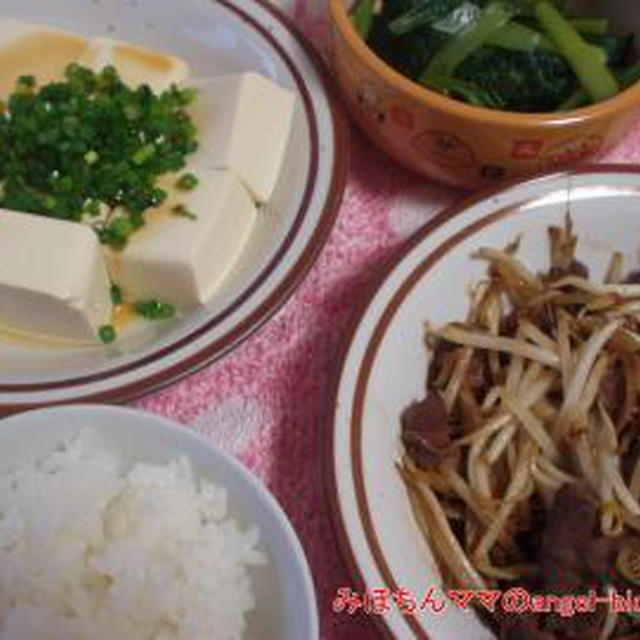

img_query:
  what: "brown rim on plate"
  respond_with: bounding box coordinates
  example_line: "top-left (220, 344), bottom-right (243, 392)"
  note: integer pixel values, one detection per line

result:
top-left (325, 164), bottom-right (640, 640)
top-left (0, 0), bottom-right (349, 404)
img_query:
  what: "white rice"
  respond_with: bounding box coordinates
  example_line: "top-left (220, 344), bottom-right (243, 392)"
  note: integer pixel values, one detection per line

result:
top-left (0, 431), bottom-right (265, 640)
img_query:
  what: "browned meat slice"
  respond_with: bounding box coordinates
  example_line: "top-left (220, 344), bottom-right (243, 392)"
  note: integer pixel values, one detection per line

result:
top-left (532, 303), bottom-right (557, 337)
top-left (537, 485), bottom-right (615, 638)
top-left (501, 309), bottom-right (520, 337)
top-left (622, 430), bottom-right (640, 484)
top-left (540, 485), bottom-right (610, 590)
top-left (547, 260), bottom-right (589, 282)
top-left (465, 350), bottom-right (492, 401)
top-left (427, 339), bottom-right (457, 389)
top-left (502, 305), bottom-right (556, 341)
top-left (401, 391), bottom-right (456, 470)
top-left (500, 616), bottom-right (555, 640)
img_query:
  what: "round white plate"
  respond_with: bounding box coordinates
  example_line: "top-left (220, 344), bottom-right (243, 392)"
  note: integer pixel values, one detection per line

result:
top-left (328, 166), bottom-right (640, 640)
top-left (0, 0), bottom-right (348, 411)
top-left (0, 404), bottom-right (318, 639)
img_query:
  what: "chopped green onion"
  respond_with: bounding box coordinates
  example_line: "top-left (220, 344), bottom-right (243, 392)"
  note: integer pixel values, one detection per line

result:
top-left (150, 188), bottom-right (168, 206)
top-left (177, 86), bottom-right (198, 106)
top-left (176, 172), bottom-right (199, 190)
top-left (17, 75), bottom-right (35, 88)
top-left (83, 199), bottom-right (102, 217)
top-left (99, 324), bottom-right (117, 344)
top-left (132, 143), bottom-right (156, 165)
top-left (99, 217), bottom-right (135, 249)
top-left (84, 150), bottom-right (99, 165)
top-left (110, 284), bottom-right (123, 305)
top-left (133, 300), bottom-right (176, 320)
top-left (172, 204), bottom-right (197, 220)
top-left (123, 104), bottom-right (141, 121)
top-left (0, 64), bottom-right (199, 248)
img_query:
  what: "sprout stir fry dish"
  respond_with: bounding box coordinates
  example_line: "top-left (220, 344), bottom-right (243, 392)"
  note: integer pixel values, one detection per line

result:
top-left (401, 217), bottom-right (640, 638)
top-left (350, 0), bottom-right (640, 112)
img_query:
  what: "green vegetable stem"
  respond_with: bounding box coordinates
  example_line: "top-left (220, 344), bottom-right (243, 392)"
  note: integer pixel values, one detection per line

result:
top-left (422, 2), bottom-right (517, 80)
top-left (534, 1), bottom-right (618, 103)
top-left (419, 74), bottom-right (504, 108)
top-left (388, 0), bottom-right (463, 36)
top-left (350, 0), bottom-right (376, 39)
top-left (486, 21), bottom-right (554, 53)
top-left (570, 18), bottom-right (609, 36)
top-left (558, 61), bottom-right (640, 111)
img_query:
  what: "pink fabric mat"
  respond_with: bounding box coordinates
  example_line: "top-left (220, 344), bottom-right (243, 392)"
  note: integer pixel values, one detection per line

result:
top-left (135, 14), bottom-right (640, 639)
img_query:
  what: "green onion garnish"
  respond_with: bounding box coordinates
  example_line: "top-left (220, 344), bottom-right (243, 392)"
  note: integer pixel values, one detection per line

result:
top-left (110, 284), bottom-right (123, 306)
top-left (176, 172), bottom-right (199, 191)
top-left (133, 300), bottom-right (176, 320)
top-left (172, 204), bottom-right (197, 220)
top-left (0, 64), bottom-right (199, 249)
top-left (99, 324), bottom-right (117, 344)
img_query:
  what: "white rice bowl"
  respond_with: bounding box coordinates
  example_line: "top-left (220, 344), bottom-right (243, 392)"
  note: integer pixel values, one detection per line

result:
top-left (0, 430), bottom-right (265, 640)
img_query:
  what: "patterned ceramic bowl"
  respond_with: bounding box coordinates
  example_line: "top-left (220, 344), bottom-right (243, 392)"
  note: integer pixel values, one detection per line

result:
top-left (329, 0), bottom-right (640, 189)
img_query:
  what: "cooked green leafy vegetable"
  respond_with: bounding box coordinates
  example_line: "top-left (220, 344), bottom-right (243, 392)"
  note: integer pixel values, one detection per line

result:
top-left (559, 60), bottom-right (640, 111)
top-left (351, 0), bottom-right (376, 39)
top-left (351, 0), bottom-right (637, 112)
top-left (534, 1), bottom-right (618, 103)
top-left (570, 17), bottom-right (609, 36)
top-left (0, 64), bottom-right (198, 247)
top-left (419, 73), bottom-right (505, 107)
top-left (422, 2), bottom-right (517, 79)
top-left (388, 0), bottom-right (463, 36)
top-left (456, 46), bottom-right (577, 111)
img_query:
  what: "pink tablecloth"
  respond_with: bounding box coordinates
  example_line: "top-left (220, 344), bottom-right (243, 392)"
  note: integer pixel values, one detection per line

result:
top-left (135, 12), bottom-right (640, 639)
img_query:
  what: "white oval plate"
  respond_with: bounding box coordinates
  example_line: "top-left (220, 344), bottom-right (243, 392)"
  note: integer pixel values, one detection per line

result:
top-left (0, 404), bottom-right (318, 639)
top-left (328, 166), bottom-right (640, 640)
top-left (0, 0), bottom-right (347, 412)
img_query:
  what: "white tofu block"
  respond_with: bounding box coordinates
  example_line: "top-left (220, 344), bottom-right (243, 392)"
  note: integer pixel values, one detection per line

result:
top-left (104, 168), bottom-right (256, 309)
top-left (190, 72), bottom-right (296, 203)
top-left (77, 37), bottom-right (189, 93)
top-left (0, 210), bottom-right (112, 343)
top-left (0, 19), bottom-right (87, 97)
